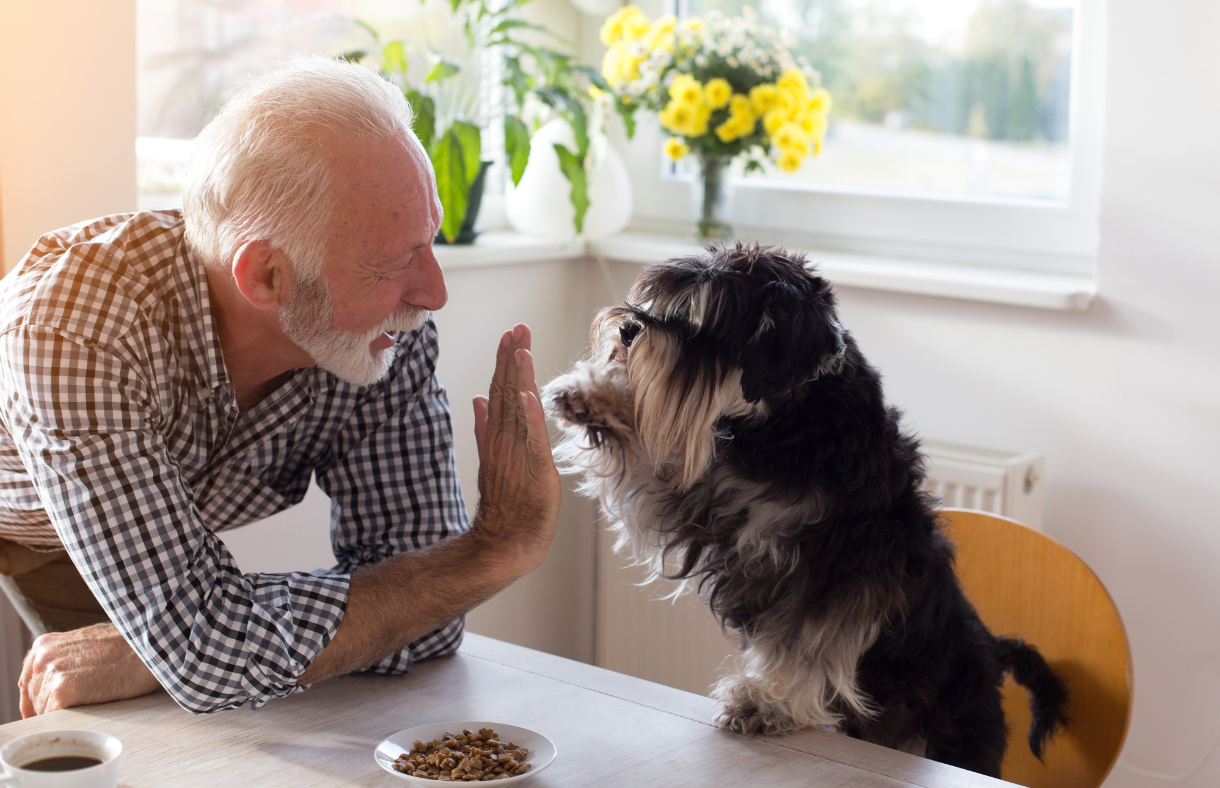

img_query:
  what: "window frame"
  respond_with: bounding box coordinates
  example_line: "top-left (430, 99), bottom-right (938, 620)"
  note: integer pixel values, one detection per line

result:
top-left (612, 0), bottom-right (1106, 277)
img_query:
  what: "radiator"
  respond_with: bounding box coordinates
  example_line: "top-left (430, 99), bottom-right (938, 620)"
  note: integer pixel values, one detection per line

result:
top-left (594, 440), bottom-right (1047, 696)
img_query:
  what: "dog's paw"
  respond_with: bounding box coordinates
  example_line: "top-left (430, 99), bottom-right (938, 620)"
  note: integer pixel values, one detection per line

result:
top-left (544, 386), bottom-right (610, 428)
top-left (717, 701), bottom-right (803, 736)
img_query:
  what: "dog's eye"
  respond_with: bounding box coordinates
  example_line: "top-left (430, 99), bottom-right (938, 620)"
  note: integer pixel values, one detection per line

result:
top-left (619, 321), bottom-right (642, 348)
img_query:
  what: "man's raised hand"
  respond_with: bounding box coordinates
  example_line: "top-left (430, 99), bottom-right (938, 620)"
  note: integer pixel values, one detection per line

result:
top-left (471, 324), bottom-right (562, 580)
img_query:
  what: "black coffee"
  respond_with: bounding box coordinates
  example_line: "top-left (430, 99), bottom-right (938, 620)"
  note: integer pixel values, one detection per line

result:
top-left (21, 756), bottom-right (102, 771)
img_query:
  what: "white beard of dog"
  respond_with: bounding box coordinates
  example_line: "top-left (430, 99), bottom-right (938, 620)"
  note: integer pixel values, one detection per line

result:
top-left (544, 350), bottom-right (881, 735)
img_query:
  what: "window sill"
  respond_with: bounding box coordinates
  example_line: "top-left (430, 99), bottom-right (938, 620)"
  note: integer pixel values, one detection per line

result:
top-left (436, 231), bottom-right (1097, 312)
top-left (434, 232), bottom-right (584, 270)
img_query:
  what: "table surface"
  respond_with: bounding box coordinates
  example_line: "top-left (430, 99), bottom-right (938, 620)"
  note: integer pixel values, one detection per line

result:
top-left (0, 634), bottom-right (1008, 787)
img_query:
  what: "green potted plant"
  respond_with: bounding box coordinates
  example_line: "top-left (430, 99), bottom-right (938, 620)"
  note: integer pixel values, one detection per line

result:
top-left (343, 0), bottom-right (607, 244)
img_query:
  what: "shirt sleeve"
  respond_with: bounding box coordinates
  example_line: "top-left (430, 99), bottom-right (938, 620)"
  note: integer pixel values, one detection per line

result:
top-left (0, 324), bottom-right (349, 714)
top-left (314, 319), bottom-right (471, 675)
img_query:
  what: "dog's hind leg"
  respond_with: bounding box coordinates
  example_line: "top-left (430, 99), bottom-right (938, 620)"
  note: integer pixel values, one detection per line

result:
top-left (712, 626), bottom-right (879, 735)
top-left (921, 680), bottom-right (1008, 778)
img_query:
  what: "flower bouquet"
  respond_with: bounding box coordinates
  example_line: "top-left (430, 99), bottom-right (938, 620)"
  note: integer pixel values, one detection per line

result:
top-left (599, 6), bottom-right (831, 241)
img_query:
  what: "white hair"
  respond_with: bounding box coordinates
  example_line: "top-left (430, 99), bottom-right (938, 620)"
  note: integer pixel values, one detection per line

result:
top-left (182, 55), bottom-right (418, 278)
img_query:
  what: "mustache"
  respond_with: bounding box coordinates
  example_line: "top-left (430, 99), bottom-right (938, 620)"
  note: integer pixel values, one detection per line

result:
top-left (374, 306), bottom-right (428, 335)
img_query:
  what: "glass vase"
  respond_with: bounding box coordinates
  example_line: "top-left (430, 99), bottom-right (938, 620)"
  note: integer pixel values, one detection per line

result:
top-left (690, 155), bottom-right (735, 243)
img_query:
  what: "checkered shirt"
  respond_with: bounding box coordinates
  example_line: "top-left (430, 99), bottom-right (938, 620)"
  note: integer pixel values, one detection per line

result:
top-left (0, 211), bottom-right (470, 713)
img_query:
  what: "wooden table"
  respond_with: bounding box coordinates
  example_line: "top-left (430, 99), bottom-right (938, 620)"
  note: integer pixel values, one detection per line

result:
top-left (0, 634), bottom-right (1008, 787)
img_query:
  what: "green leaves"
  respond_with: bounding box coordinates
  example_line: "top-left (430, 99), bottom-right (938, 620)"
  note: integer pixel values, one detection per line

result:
top-left (536, 87), bottom-right (588, 158)
top-left (505, 117), bottom-right (531, 186)
top-left (575, 66), bottom-right (610, 93)
top-left (452, 120), bottom-right (482, 194)
top-left (553, 143), bottom-right (589, 233)
top-left (616, 101), bottom-right (637, 139)
top-left (432, 122), bottom-right (483, 243)
top-left (404, 90), bottom-right (436, 154)
top-left (489, 19), bottom-right (546, 36)
top-left (432, 132), bottom-right (468, 243)
top-left (425, 59), bottom-right (462, 83)
top-left (382, 41), bottom-right (407, 75)
top-left (503, 56), bottom-right (531, 109)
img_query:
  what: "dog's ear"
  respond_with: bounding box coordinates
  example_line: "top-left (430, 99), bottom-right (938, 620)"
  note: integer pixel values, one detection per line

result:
top-left (739, 277), bottom-right (845, 403)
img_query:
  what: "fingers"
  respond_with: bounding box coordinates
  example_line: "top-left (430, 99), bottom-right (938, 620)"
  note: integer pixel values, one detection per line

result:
top-left (473, 396), bottom-right (489, 459)
top-left (19, 637), bottom-right (42, 718)
top-left (512, 349), bottom-right (556, 467)
top-left (487, 324), bottom-right (533, 438)
top-left (19, 675), bottom-right (33, 718)
top-left (522, 391), bottom-right (556, 471)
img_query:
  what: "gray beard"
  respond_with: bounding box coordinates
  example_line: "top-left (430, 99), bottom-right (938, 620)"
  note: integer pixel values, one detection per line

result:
top-left (279, 271), bottom-right (428, 386)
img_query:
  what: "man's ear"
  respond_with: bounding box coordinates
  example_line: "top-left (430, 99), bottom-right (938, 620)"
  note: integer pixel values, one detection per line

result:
top-left (232, 240), bottom-right (288, 311)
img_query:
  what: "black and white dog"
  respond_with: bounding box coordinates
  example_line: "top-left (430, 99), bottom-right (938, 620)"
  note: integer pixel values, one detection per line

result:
top-left (542, 243), bottom-right (1068, 777)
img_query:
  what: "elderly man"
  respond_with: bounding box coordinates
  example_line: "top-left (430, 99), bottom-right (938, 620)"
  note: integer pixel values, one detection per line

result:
top-left (0, 56), bottom-right (561, 717)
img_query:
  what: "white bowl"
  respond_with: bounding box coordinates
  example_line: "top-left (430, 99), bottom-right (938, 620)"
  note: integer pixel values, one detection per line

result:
top-left (374, 721), bottom-right (556, 785)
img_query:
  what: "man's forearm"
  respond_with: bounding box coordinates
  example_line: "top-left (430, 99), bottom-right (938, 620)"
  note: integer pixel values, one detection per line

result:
top-left (296, 525), bottom-right (516, 684)
top-left (301, 325), bottom-right (561, 686)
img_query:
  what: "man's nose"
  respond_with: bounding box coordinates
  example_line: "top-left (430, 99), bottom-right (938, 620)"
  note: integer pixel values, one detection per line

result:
top-left (407, 247), bottom-right (448, 312)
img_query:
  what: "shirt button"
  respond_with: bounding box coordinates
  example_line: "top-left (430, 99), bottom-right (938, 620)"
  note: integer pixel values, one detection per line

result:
top-left (199, 388), bottom-right (210, 401)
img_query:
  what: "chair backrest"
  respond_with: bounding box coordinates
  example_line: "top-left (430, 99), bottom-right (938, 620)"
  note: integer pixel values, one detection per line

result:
top-left (939, 508), bottom-right (1132, 788)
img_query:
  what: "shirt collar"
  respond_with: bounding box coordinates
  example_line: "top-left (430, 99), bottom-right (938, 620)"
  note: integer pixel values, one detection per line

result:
top-left (171, 219), bottom-right (317, 412)
top-left (171, 231), bottom-right (232, 402)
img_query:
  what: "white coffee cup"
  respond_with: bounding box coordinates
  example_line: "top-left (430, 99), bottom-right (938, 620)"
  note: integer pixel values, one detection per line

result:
top-left (0, 730), bottom-right (121, 787)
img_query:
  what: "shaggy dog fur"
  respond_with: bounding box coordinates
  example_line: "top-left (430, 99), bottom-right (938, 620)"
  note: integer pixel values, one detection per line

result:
top-left (542, 243), bottom-right (1068, 777)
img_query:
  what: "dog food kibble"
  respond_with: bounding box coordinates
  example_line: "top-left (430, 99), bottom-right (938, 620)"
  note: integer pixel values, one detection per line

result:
top-left (392, 728), bottom-right (532, 781)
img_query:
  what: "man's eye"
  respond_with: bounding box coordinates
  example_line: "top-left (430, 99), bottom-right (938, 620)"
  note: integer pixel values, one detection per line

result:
top-left (619, 321), bottom-right (641, 348)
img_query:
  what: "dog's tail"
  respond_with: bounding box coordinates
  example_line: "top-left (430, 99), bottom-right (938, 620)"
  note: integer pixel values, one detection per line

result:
top-left (994, 637), bottom-right (1070, 761)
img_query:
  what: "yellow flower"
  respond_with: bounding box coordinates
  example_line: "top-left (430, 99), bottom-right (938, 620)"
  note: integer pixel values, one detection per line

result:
top-left (601, 43), bottom-right (640, 84)
top-left (715, 117), bottom-right (750, 143)
top-left (772, 121), bottom-right (806, 151)
top-left (749, 84), bottom-right (780, 115)
top-left (661, 100), bottom-right (698, 134)
top-left (704, 79), bottom-right (732, 110)
top-left (684, 102), bottom-right (712, 136)
top-left (669, 73), bottom-right (704, 106)
top-left (782, 138), bottom-right (810, 159)
top-left (652, 31), bottom-right (676, 52)
top-left (680, 18), bottom-right (705, 33)
top-left (776, 87), bottom-right (803, 118)
top-left (600, 6), bottom-right (650, 46)
top-left (777, 67), bottom-right (809, 95)
top-left (777, 150), bottom-right (803, 172)
top-left (649, 14), bottom-right (677, 37)
top-left (624, 12), bottom-right (651, 40)
top-left (762, 109), bottom-right (786, 134)
top-left (808, 87), bottom-right (833, 115)
top-left (729, 94), bottom-right (755, 121)
top-left (797, 112), bottom-right (828, 140)
top-left (664, 136), bottom-right (690, 161)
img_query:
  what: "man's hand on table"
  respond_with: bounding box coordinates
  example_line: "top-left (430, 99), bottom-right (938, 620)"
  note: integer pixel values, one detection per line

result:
top-left (298, 324), bottom-right (562, 684)
top-left (19, 622), bottom-right (161, 718)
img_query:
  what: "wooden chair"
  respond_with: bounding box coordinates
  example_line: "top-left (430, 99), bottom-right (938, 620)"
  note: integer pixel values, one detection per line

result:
top-left (939, 508), bottom-right (1132, 788)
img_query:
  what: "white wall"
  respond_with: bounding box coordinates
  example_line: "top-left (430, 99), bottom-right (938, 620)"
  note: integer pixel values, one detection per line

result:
top-left (0, 0), bottom-right (138, 271)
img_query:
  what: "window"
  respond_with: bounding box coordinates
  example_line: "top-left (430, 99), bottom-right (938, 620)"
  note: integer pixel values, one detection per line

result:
top-left (621, 0), bottom-right (1105, 276)
top-left (137, 0), bottom-right (360, 210)
top-left (136, 0), bottom-right (493, 211)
